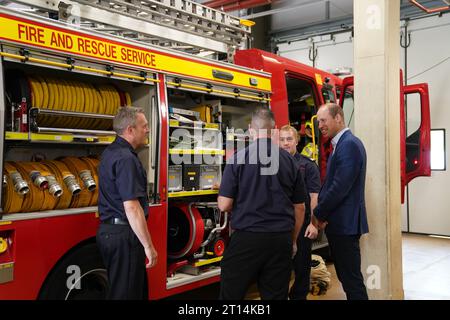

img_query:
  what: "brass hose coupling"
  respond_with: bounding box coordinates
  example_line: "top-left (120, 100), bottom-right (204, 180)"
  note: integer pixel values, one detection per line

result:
top-left (30, 171), bottom-right (49, 190)
top-left (10, 171), bottom-right (30, 195)
top-left (63, 175), bottom-right (82, 195)
top-left (79, 170), bottom-right (96, 191)
top-left (47, 175), bottom-right (63, 197)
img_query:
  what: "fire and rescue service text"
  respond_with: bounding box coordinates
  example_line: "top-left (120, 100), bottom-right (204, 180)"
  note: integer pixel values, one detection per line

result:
top-left (17, 24), bottom-right (156, 67)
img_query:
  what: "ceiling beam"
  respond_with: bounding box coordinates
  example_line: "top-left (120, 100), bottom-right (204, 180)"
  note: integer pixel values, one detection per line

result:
top-left (269, 0), bottom-right (449, 44)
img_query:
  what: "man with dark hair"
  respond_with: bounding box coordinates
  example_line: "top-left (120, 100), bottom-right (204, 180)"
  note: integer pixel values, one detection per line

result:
top-left (218, 107), bottom-right (306, 300)
top-left (97, 106), bottom-right (158, 300)
top-left (314, 103), bottom-right (369, 300)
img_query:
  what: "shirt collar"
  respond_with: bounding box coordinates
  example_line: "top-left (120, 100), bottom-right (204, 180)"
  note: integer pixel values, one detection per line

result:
top-left (331, 127), bottom-right (350, 150)
top-left (115, 136), bottom-right (137, 155)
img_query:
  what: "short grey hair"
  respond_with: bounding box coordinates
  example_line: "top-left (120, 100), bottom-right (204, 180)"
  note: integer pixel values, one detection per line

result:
top-left (251, 107), bottom-right (275, 130)
top-left (113, 106), bottom-right (145, 135)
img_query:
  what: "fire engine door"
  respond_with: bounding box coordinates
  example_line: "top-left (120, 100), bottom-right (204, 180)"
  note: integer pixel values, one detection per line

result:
top-left (401, 83), bottom-right (431, 182)
top-left (338, 75), bottom-right (431, 203)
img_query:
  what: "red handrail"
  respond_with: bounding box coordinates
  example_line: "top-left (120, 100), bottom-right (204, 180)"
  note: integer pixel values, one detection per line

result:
top-left (409, 0), bottom-right (450, 14)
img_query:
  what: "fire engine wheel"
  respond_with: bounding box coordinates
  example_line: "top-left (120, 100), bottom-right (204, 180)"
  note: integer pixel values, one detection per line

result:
top-left (38, 243), bottom-right (108, 300)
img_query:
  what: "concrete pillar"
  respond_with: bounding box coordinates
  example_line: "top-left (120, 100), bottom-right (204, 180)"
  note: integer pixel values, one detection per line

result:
top-left (354, 0), bottom-right (404, 299)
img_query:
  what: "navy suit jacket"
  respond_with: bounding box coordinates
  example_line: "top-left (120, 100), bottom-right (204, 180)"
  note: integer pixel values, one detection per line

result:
top-left (313, 130), bottom-right (369, 235)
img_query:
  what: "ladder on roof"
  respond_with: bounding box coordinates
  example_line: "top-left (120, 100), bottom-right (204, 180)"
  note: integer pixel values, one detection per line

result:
top-left (2, 0), bottom-right (253, 58)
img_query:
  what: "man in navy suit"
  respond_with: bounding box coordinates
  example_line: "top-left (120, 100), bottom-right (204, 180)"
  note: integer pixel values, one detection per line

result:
top-left (313, 103), bottom-right (369, 300)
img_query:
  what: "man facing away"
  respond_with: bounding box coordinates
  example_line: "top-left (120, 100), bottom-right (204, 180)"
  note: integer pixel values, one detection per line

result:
top-left (313, 103), bottom-right (369, 300)
top-left (218, 107), bottom-right (306, 300)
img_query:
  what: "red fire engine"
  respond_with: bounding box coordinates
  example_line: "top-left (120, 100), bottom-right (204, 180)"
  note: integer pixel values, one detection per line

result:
top-left (0, 2), bottom-right (430, 300)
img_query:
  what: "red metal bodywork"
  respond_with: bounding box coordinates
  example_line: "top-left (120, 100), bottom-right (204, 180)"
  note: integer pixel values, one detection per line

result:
top-left (0, 214), bottom-right (99, 299)
top-left (402, 83), bottom-right (431, 183)
top-left (409, 0), bottom-right (450, 14)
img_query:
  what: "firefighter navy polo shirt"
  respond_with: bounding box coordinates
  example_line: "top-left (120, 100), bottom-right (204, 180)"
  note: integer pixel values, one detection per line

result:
top-left (219, 138), bottom-right (307, 232)
top-left (294, 152), bottom-right (321, 225)
top-left (98, 136), bottom-right (148, 222)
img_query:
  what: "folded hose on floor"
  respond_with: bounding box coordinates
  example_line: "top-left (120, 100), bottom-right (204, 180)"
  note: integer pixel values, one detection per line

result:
top-left (310, 254), bottom-right (331, 296)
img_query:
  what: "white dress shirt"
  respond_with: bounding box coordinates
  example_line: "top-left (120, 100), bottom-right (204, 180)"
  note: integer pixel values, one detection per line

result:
top-left (331, 127), bottom-right (350, 155)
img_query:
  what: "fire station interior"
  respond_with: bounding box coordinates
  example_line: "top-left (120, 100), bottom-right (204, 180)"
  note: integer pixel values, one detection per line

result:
top-left (169, 0), bottom-right (450, 301)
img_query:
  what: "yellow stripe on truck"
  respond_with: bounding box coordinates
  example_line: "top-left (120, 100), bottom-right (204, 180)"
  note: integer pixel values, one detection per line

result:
top-left (0, 14), bottom-right (271, 92)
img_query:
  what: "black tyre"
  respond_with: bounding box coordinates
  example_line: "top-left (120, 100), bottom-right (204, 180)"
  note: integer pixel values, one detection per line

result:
top-left (39, 243), bottom-right (108, 300)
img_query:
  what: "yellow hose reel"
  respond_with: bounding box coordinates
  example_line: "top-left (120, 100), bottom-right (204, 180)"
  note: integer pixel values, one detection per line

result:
top-left (25, 74), bottom-right (132, 130)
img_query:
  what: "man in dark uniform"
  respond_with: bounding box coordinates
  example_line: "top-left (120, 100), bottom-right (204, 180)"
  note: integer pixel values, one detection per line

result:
top-left (279, 125), bottom-right (321, 300)
top-left (218, 107), bottom-right (306, 300)
top-left (97, 106), bottom-right (158, 300)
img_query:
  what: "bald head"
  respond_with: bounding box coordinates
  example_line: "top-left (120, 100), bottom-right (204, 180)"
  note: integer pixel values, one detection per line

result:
top-left (251, 107), bottom-right (275, 130)
top-left (250, 107), bottom-right (276, 139)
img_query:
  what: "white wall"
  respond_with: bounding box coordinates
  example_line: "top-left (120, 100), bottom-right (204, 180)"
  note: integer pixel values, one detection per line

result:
top-left (314, 32), bottom-right (353, 73)
top-left (278, 14), bottom-right (450, 236)
top-left (278, 31), bottom-right (353, 72)
top-left (278, 39), bottom-right (312, 66)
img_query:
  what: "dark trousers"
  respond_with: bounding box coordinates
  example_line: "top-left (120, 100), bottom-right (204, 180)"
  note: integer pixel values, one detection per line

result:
top-left (326, 233), bottom-right (368, 300)
top-left (219, 231), bottom-right (292, 300)
top-left (96, 223), bottom-right (148, 300)
top-left (290, 222), bottom-right (312, 300)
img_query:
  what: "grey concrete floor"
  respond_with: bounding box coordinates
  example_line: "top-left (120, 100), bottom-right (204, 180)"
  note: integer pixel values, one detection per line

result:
top-left (402, 233), bottom-right (450, 300)
top-left (295, 233), bottom-right (450, 300)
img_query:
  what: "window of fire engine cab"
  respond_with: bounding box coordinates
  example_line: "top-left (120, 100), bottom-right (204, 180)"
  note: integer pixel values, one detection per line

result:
top-left (285, 75), bottom-right (319, 158)
top-left (321, 81), bottom-right (336, 104)
top-left (341, 86), bottom-right (355, 132)
top-left (1, 61), bottom-right (160, 216)
top-left (405, 93), bottom-right (423, 173)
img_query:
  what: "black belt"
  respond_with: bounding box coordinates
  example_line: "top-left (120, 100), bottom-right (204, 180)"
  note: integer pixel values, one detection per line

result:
top-left (102, 217), bottom-right (129, 225)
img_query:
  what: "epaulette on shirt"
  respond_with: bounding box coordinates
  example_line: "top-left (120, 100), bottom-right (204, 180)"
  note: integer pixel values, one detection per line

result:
top-left (299, 154), bottom-right (316, 163)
